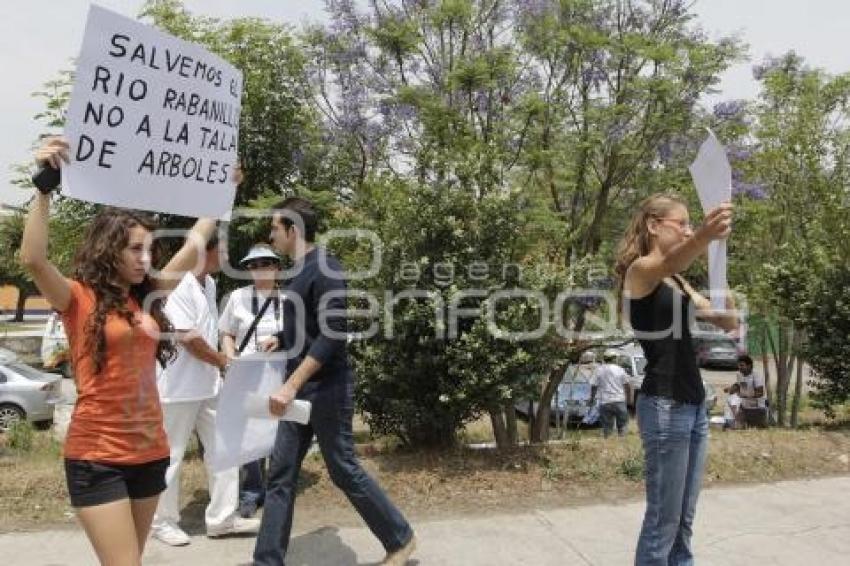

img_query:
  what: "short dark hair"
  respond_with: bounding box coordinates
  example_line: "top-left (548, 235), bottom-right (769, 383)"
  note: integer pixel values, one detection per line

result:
top-left (272, 197), bottom-right (318, 242)
top-left (738, 354), bottom-right (753, 367)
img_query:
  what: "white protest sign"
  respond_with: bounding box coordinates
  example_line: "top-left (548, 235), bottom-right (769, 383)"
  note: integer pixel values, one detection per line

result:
top-left (63, 5), bottom-right (241, 219)
top-left (211, 353), bottom-right (311, 472)
top-left (689, 130), bottom-right (732, 311)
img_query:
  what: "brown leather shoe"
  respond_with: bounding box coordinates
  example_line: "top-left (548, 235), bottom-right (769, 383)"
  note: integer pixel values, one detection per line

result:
top-left (381, 535), bottom-right (416, 566)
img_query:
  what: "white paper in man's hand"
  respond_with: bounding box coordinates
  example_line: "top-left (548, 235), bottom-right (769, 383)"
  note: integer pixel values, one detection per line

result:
top-left (689, 130), bottom-right (732, 311)
top-left (211, 353), bottom-right (287, 472)
top-left (243, 394), bottom-right (311, 424)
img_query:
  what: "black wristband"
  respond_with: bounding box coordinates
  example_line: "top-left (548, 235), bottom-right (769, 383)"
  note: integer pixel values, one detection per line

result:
top-left (32, 164), bottom-right (61, 194)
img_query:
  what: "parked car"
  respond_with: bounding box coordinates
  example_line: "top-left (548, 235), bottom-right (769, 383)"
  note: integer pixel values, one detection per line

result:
top-left (692, 333), bottom-right (739, 370)
top-left (41, 311), bottom-right (72, 378)
top-left (514, 353), bottom-right (597, 426)
top-left (0, 361), bottom-right (61, 431)
top-left (516, 341), bottom-right (718, 425)
top-left (0, 347), bottom-right (17, 363)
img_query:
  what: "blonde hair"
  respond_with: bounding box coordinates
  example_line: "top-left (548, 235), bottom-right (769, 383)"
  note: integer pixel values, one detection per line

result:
top-left (614, 193), bottom-right (688, 291)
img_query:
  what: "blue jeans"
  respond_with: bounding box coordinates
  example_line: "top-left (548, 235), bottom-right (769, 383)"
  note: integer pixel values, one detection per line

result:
top-left (240, 458), bottom-right (266, 507)
top-left (635, 394), bottom-right (708, 566)
top-left (599, 401), bottom-right (629, 438)
top-left (253, 380), bottom-right (413, 566)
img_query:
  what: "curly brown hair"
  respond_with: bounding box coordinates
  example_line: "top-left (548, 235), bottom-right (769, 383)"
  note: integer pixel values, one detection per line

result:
top-left (72, 208), bottom-right (175, 373)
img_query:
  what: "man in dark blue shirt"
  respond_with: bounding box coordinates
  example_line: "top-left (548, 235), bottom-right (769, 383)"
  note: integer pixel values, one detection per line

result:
top-left (253, 197), bottom-right (415, 566)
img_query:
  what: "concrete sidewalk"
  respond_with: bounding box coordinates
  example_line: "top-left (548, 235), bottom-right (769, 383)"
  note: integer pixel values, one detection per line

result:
top-left (2, 476), bottom-right (849, 565)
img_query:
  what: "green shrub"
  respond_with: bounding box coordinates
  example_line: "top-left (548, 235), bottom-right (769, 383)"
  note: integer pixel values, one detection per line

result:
top-left (7, 421), bottom-right (34, 452)
top-left (619, 451), bottom-right (644, 481)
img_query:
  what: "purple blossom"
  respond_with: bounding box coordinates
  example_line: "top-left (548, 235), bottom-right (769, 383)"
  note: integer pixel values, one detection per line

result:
top-left (658, 135), bottom-right (700, 164)
top-left (658, 142), bottom-right (674, 164)
top-left (666, 0), bottom-right (687, 18)
top-left (515, 0), bottom-right (553, 21)
top-left (606, 120), bottom-right (629, 143)
top-left (713, 100), bottom-right (747, 121)
top-left (326, 0), bottom-right (364, 36)
top-left (732, 179), bottom-right (769, 200)
top-left (726, 145), bottom-right (753, 162)
top-left (753, 52), bottom-right (804, 81)
top-left (473, 91), bottom-right (489, 112)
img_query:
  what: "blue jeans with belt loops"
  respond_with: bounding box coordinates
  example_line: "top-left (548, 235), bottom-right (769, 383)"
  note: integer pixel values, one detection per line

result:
top-left (253, 379), bottom-right (413, 566)
top-left (635, 394), bottom-right (708, 566)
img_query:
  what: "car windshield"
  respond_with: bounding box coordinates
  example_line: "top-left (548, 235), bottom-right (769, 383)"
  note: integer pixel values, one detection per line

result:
top-left (566, 382), bottom-right (592, 401)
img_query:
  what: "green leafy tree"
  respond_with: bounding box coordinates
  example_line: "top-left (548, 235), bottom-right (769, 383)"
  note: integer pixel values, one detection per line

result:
top-left (738, 53), bottom-right (850, 426)
top-left (349, 177), bottom-right (562, 448)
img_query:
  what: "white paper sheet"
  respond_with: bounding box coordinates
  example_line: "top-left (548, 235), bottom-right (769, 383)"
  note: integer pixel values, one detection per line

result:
top-left (211, 353), bottom-right (309, 472)
top-left (243, 394), bottom-right (311, 423)
top-left (689, 130), bottom-right (732, 311)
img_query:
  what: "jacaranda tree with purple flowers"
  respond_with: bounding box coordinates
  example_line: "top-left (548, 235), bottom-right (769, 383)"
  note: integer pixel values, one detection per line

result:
top-left (304, 1), bottom-right (743, 446)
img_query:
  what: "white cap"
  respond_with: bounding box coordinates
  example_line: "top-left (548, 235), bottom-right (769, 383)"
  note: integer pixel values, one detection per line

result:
top-left (239, 245), bottom-right (281, 266)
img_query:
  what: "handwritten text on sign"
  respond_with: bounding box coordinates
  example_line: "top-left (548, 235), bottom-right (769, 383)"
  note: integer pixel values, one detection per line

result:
top-left (64, 5), bottom-right (242, 218)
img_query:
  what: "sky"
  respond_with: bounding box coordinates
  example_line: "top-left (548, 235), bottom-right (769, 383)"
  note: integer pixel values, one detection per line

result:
top-left (2, 0), bottom-right (850, 208)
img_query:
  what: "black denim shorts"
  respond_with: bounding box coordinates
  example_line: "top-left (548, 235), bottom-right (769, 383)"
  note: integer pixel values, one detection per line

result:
top-left (64, 457), bottom-right (169, 508)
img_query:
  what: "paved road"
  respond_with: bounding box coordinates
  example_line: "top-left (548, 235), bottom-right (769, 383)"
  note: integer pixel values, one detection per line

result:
top-left (2, 476), bottom-right (849, 565)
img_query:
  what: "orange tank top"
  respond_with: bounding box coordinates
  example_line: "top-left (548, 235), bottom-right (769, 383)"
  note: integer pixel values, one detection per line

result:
top-left (61, 280), bottom-right (169, 464)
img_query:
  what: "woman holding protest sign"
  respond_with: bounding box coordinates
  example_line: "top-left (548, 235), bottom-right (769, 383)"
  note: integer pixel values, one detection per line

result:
top-left (615, 193), bottom-right (738, 566)
top-left (218, 243), bottom-right (284, 518)
top-left (20, 136), bottom-right (238, 566)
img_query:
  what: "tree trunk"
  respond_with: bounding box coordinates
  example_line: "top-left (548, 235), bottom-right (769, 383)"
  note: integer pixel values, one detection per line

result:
top-left (489, 405), bottom-right (510, 450)
top-left (767, 323), bottom-right (791, 426)
top-left (761, 325), bottom-right (772, 413)
top-left (14, 288), bottom-right (28, 322)
top-left (531, 365), bottom-right (562, 444)
top-left (790, 334), bottom-right (805, 428)
top-left (503, 400), bottom-right (518, 445)
top-left (774, 324), bottom-right (798, 427)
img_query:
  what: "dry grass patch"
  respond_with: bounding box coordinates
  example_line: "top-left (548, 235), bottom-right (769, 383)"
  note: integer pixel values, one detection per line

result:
top-left (2, 421), bottom-right (850, 532)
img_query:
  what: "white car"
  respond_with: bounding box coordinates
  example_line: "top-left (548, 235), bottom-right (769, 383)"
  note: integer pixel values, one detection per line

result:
top-left (0, 361), bottom-right (61, 430)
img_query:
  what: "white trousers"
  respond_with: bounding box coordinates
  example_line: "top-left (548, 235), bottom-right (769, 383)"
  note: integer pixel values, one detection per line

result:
top-left (153, 397), bottom-right (238, 529)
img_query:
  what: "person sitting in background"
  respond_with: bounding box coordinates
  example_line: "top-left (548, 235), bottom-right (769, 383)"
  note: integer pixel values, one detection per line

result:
top-left (736, 354), bottom-right (767, 428)
top-left (723, 383), bottom-right (742, 431)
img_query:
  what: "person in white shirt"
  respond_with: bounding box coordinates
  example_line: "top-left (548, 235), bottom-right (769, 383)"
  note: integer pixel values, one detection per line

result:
top-left (219, 244), bottom-right (284, 518)
top-left (736, 354), bottom-right (767, 427)
top-left (151, 235), bottom-right (260, 546)
top-left (590, 350), bottom-right (632, 438)
top-left (723, 383), bottom-right (742, 430)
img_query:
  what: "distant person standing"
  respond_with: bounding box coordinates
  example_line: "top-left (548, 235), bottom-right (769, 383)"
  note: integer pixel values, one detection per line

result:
top-left (615, 193), bottom-right (738, 566)
top-left (590, 350), bottom-right (631, 438)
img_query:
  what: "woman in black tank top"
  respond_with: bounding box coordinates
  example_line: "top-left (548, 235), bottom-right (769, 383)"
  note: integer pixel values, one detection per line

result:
top-left (615, 193), bottom-right (738, 566)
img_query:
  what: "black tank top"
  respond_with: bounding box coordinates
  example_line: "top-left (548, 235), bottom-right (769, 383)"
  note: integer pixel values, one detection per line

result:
top-left (626, 275), bottom-right (704, 404)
